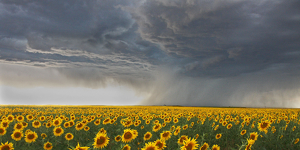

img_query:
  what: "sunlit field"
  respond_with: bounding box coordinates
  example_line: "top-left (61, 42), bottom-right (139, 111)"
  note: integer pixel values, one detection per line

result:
top-left (0, 105), bottom-right (299, 150)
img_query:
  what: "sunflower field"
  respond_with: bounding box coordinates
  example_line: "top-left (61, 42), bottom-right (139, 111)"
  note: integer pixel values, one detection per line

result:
top-left (0, 105), bottom-right (300, 150)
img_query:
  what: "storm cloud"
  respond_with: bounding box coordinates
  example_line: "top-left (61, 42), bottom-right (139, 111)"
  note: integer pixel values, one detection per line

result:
top-left (1, 0), bottom-right (300, 107)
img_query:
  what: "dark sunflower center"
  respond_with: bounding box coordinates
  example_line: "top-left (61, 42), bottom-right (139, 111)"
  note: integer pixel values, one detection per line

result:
top-left (146, 146), bottom-right (155, 150)
top-left (163, 133), bottom-right (169, 137)
top-left (16, 124), bottom-right (22, 129)
top-left (97, 136), bottom-right (106, 144)
top-left (186, 143), bottom-right (193, 150)
top-left (145, 134), bottom-right (150, 138)
top-left (56, 128), bottom-right (61, 133)
top-left (14, 132), bottom-right (21, 138)
top-left (0, 129), bottom-right (4, 133)
top-left (34, 122), bottom-right (39, 125)
top-left (1, 145), bottom-right (9, 150)
top-left (46, 143), bottom-right (52, 148)
top-left (156, 142), bottom-right (162, 148)
top-left (124, 132), bottom-right (132, 139)
top-left (200, 145), bottom-right (207, 150)
top-left (28, 134), bottom-right (35, 139)
top-left (261, 123), bottom-right (268, 128)
top-left (67, 134), bottom-right (72, 138)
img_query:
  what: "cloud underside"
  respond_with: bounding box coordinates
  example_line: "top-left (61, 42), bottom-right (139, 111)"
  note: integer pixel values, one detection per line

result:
top-left (1, 0), bottom-right (300, 107)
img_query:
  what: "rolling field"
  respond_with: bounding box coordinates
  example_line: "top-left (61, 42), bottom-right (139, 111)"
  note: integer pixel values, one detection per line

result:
top-left (0, 105), bottom-right (299, 150)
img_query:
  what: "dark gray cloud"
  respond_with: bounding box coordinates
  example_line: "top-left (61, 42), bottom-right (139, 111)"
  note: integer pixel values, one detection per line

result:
top-left (126, 0), bottom-right (300, 77)
top-left (1, 0), bottom-right (300, 107)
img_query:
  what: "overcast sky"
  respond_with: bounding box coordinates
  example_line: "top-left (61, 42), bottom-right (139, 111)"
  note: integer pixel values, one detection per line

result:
top-left (1, 0), bottom-right (300, 107)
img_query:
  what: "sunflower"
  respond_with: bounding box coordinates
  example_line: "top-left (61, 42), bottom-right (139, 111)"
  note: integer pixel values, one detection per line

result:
top-left (53, 119), bottom-right (62, 126)
top-left (134, 121), bottom-right (139, 127)
top-left (93, 132), bottom-right (109, 149)
top-left (25, 131), bottom-right (38, 143)
top-left (7, 115), bottom-right (14, 122)
top-left (215, 133), bottom-right (222, 139)
top-left (249, 132), bottom-right (258, 141)
top-left (65, 133), bottom-right (74, 141)
top-left (181, 138), bottom-right (199, 150)
top-left (247, 139), bottom-right (255, 145)
top-left (98, 128), bottom-right (107, 135)
top-left (41, 133), bottom-right (47, 139)
top-left (84, 126), bottom-right (90, 131)
top-left (174, 126), bottom-right (181, 136)
top-left (122, 129), bottom-right (137, 143)
top-left (226, 123), bottom-right (232, 129)
top-left (182, 124), bottom-right (188, 130)
top-left (43, 142), bottom-right (53, 150)
top-left (146, 120), bottom-right (150, 124)
top-left (11, 130), bottom-right (23, 141)
top-left (32, 120), bottom-right (41, 128)
top-left (73, 142), bottom-right (89, 150)
top-left (144, 132), bottom-right (152, 141)
top-left (245, 144), bottom-right (252, 150)
top-left (155, 139), bottom-right (167, 150)
top-left (294, 138), bottom-right (299, 144)
top-left (199, 142), bottom-right (209, 150)
top-left (222, 121), bottom-right (227, 126)
top-left (64, 122), bottom-right (70, 128)
top-left (173, 118), bottom-right (178, 123)
top-left (160, 131), bottom-right (171, 141)
top-left (17, 115), bottom-right (24, 122)
top-left (69, 121), bottom-right (74, 127)
top-left (178, 135), bottom-right (189, 145)
top-left (39, 116), bottom-right (46, 121)
top-left (75, 123), bottom-right (85, 131)
top-left (240, 130), bottom-right (247, 135)
top-left (142, 142), bottom-right (159, 150)
top-left (53, 126), bottom-right (64, 136)
top-left (214, 125), bottom-right (219, 131)
top-left (0, 142), bottom-right (14, 150)
top-left (103, 118), bottom-right (111, 125)
top-left (46, 122), bottom-right (52, 128)
top-left (1, 121), bottom-right (9, 128)
top-left (153, 123), bottom-right (162, 132)
top-left (94, 119), bottom-right (101, 126)
top-left (0, 127), bottom-right (6, 136)
top-left (26, 115), bottom-right (34, 121)
top-left (211, 144), bottom-right (220, 150)
top-left (257, 120), bottom-right (271, 132)
top-left (122, 144), bottom-right (131, 150)
top-left (115, 135), bottom-right (121, 142)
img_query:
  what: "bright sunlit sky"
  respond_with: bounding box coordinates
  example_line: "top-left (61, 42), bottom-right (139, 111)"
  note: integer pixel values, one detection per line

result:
top-left (1, 0), bottom-right (300, 107)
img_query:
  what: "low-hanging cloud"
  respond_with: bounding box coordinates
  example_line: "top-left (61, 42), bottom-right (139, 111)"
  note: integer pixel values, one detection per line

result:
top-left (138, 65), bottom-right (300, 108)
